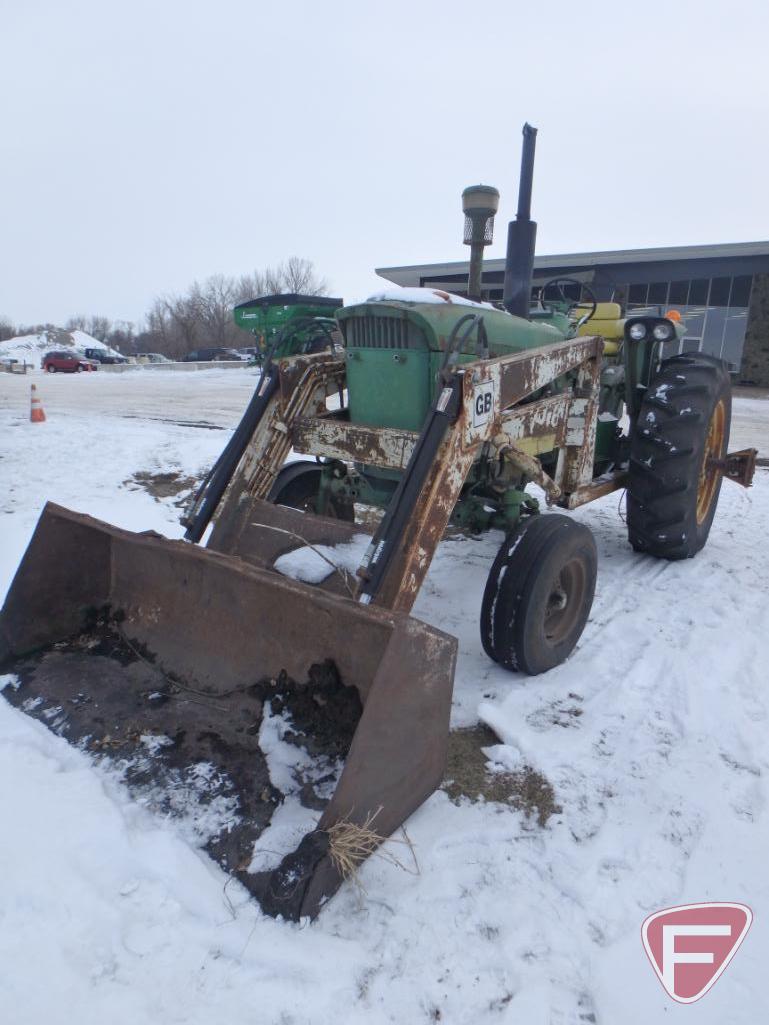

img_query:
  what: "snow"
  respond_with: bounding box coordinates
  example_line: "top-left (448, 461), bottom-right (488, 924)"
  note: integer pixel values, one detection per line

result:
top-left (0, 373), bottom-right (232, 596)
top-left (365, 285), bottom-right (496, 309)
top-left (0, 328), bottom-right (122, 363)
top-left (1, 368), bottom-right (768, 1022)
top-left (249, 702), bottom-right (338, 873)
top-left (274, 534), bottom-right (370, 585)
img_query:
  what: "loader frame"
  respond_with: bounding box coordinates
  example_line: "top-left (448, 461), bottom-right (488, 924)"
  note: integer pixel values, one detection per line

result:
top-left (207, 334), bottom-right (625, 615)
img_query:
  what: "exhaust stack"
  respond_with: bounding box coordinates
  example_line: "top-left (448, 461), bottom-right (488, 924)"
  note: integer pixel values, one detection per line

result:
top-left (503, 123), bottom-right (538, 319)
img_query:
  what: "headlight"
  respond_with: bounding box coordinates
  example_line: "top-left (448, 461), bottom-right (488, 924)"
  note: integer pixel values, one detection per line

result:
top-left (652, 322), bottom-right (673, 342)
top-left (628, 323), bottom-right (647, 341)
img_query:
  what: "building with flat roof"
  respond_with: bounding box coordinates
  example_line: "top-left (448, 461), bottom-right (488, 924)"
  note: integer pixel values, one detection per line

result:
top-left (377, 241), bottom-right (769, 385)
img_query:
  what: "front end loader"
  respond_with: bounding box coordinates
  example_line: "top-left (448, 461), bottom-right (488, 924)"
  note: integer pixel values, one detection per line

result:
top-left (0, 125), bottom-right (757, 919)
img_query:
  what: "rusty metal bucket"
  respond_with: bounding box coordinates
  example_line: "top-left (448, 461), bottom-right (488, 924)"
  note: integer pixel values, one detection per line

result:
top-left (0, 502), bottom-right (456, 919)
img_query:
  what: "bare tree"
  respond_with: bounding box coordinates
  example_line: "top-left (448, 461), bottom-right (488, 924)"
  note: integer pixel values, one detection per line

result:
top-left (162, 295), bottom-right (200, 357)
top-left (106, 320), bottom-right (136, 353)
top-left (191, 275), bottom-right (241, 347)
top-left (0, 316), bottom-right (15, 341)
top-left (65, 315), bottom-right (88, 333)
top-left (236, 258), bottom-right (328, 302)
top-left (282, 256), bottom-right (328, 295)
top-left (49, 257), bottom-right (331, 359)
top-left (236, 269), bottom-right (270, 302)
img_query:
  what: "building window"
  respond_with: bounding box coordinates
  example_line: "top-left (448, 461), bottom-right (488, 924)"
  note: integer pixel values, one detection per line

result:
top-left (708, 277), bottom-right (731, 307)
top-left (616, 274), bottom-right (754, 370)
top-left (729, 276), bottom-right (752, 307)
top-left (688, 279), bottom-right (709, 306)
top-left (667, 280), bottom-right (689, 306)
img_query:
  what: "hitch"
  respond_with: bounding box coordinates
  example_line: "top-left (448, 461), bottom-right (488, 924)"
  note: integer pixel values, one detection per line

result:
top-left (708, 448), bottom-right (758, 488)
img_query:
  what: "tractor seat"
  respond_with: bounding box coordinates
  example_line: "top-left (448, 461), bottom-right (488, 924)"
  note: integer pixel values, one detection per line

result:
top-left (575, 302), bottom-right (623, 355)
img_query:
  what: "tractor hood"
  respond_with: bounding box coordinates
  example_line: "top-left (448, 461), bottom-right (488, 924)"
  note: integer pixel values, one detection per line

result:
top-left (338, 288), bottom-right (566, 358)
top-left (336, 290), bottom-right (570, 433)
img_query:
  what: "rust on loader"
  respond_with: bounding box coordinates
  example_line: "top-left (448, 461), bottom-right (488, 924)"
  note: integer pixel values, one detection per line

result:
top-left (0, 503), bottom-right (455, 921)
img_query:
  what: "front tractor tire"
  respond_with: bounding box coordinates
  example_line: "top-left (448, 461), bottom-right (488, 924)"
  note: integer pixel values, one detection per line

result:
top-left (480, 514), bottom-right (597, 675)
top-left (627, 354), bottom-right (731, 560)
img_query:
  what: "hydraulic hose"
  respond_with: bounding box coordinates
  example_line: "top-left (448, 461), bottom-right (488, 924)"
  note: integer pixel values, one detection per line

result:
top-left (182, 359), bottom-right (280, 542)
top-left (181, 315), bottom-right (340, 543)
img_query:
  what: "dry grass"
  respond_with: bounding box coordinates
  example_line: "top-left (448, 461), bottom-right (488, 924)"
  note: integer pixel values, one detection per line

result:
top-left (327, 809), bottom-right (418, 897)
top-left (443, 725), bottom-right (561, 827)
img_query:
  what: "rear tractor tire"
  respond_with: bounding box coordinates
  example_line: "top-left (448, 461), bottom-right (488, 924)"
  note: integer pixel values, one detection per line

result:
top-left (480, 514), bottom-right (597, 675)
top-left (268, 461), bottom-right (355, 522)
top-left (627, 354), bottom-right (731, 559)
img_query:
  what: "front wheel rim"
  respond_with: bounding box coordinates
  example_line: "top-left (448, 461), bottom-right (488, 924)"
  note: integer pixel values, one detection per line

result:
top-left (696, 399), bottom-right (726, 525)
top-left (543, 557), bottom-right (588, 645)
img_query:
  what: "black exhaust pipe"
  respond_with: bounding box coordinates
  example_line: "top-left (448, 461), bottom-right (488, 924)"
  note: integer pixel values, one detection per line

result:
top-left (503, 123), bottom-right (538, 319)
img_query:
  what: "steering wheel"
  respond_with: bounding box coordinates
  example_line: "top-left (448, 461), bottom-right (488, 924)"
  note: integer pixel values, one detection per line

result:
top-left (537, 277), bottom-right (598, 327)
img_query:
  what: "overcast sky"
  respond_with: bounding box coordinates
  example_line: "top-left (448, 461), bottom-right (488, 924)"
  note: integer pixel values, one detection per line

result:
top-left (2, 0), bottom-right (767, 327)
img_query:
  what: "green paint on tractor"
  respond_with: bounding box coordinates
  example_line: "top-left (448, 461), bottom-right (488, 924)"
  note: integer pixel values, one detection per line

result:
top-left (337, 298), bottom-right (568, 432)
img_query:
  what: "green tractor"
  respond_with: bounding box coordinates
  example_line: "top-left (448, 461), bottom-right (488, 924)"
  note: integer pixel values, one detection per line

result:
top-left (2, 123), bottom-right (757, 922)
top-left (186, 123), bottom-right (756, 675)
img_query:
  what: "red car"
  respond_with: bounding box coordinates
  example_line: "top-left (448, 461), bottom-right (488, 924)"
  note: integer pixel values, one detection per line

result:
top-left (41, 351), bottom-right (99, 373)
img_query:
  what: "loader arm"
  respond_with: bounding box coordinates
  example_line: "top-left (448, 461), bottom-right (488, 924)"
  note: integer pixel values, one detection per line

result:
top-left (200, 336), bottom-right (606, 615)
top-left (202, 351), bottom-right (348, 558)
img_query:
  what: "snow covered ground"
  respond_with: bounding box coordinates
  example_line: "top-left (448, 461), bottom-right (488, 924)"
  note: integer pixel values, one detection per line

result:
top-left (1, 369), bottom-right (768, 1024)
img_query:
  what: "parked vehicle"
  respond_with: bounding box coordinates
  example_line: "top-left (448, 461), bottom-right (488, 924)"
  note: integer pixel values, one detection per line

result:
top-left (182, 347), bottom-right (246, 362)
top-left (41, 351), bottom-right (98, 373)
top-left (235, 346), bottom-right (263, 365)
top-left (136, 352), bottom-right (173, 364)
top-left (83, 348), bottom-right (128, 365)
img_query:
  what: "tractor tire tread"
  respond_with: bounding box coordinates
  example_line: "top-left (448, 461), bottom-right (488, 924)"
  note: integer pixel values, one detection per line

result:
top-left (480, 514), bottom-right (597, 675)
top-left (627, 354), bottom-right (731, 560)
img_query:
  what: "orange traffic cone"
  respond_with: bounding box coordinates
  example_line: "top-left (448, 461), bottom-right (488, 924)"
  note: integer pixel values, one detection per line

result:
top-left (30, 383), bottom-right (46, 423)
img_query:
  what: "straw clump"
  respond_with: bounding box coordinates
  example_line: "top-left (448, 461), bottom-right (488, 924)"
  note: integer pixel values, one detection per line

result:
top-left (326, 809), bottom-right (418, 895)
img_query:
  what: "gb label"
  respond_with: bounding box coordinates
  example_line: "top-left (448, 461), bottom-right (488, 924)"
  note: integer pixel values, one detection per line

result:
top-left (472, 380), bottom-right (494, 428)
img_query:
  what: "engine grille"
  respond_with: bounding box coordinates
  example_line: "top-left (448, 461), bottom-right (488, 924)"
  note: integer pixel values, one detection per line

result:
top-left (343, 316), bottom-right (427, 351)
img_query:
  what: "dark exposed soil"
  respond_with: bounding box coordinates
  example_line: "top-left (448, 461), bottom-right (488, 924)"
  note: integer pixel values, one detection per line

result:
top-left (124, 470), bottom-right (200, 505)
top-left (268, 661), bottom-right (362, 761)
top-left (443, 724), bottom-right (561, 828)
top-left (120, 414), bottom-right (225, 431)
top-left (1, 608), bottom-right (362, 876)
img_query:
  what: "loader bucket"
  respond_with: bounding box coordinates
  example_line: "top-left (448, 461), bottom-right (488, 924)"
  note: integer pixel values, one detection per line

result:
top-left (0, 503), bottom-right (456, 920)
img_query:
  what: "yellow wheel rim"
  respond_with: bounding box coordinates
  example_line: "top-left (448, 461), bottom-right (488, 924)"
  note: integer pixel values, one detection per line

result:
top-left (696, 399), bottom-right (726, 525)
